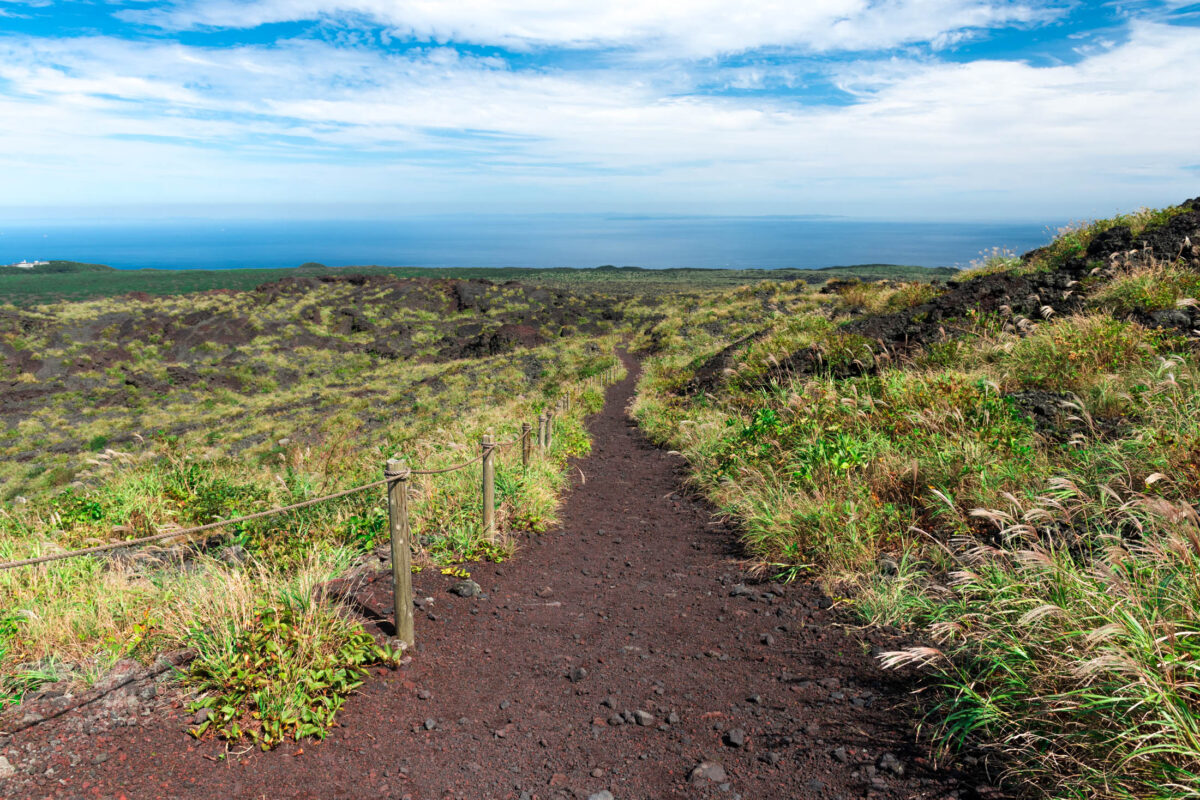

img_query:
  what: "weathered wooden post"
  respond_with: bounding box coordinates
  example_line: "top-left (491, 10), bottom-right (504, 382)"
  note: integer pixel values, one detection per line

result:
top-left (481, 433), bottom-right (495, 541)
top-left (538, 413), bottom-right (548, 450)
top-left (521, 422), bottom-right (532, 467)
top-left (546, 411), bottom-right (554, 450)
top-left (385, 459), bottom-right (415, 648)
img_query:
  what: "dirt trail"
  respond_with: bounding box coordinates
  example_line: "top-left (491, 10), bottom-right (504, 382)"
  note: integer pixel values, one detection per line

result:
top-left (1, 355), bottom-right (1000, 799)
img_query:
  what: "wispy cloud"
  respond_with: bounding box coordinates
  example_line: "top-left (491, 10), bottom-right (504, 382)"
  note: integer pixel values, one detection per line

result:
top-left (124, 0), bottom-right (1057, 56)
top-left (0, 1), bottom-right (1195, 217)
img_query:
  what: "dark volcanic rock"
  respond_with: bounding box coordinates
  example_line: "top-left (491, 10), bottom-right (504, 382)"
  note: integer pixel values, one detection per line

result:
top-left (449, 579), bottom-right (482, 598)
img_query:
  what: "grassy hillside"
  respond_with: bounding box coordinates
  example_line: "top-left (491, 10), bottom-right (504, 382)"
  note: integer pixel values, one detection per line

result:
top-left (0, 261), bottom-right (957, 305)
top-left (0, 274), bottom-right (630, 746)
top-left (632, 199), bottom-right (1200, 797)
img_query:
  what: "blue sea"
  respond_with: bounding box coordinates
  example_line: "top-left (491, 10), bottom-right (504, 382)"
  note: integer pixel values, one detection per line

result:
top-left (0, 216), bottom-right (1057, 271)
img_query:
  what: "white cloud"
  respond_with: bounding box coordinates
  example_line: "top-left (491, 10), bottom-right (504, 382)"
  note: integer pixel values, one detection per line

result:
top-left (126, 0), bottom-right (1054, 57)
top-left (0, 20), bottom-right (1196, 217)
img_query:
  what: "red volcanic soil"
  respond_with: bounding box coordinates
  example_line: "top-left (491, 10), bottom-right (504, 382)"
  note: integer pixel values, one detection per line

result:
top-left (0, 355), bottom-right (1005, 800)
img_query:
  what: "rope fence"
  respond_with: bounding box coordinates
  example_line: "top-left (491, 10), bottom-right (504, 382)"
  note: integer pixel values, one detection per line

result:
top-left (0, 362), bottom-right (624, 648)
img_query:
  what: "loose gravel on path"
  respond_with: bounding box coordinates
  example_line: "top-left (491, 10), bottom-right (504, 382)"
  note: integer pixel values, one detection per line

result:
top-left (1, 354), bottom-right (1005, 800)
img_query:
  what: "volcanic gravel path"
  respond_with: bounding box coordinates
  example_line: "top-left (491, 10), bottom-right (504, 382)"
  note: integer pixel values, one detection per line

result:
top-left (1, 354), bottom-right (1003, 800)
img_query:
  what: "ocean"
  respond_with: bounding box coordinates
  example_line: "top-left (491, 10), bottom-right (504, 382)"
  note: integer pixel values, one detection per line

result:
top-left (0, 215), bottom-right (1057, 271)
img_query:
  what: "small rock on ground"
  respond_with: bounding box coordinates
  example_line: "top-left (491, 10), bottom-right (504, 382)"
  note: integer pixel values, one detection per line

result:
top-left (691, 762), bottom-right (728, 783)
top-left (449, 579), bottom-right (481, 598)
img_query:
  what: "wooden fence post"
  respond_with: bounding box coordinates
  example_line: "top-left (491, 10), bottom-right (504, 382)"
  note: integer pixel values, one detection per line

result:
top-left (538, 413), bottom-right (547, 450)
top-left (481, 433), bottom-right (495, 540)
top-left (385, 459), bottom-right (415, 648)
top-left (546, 411), bottom-right (554, 450)
top-left (522, 422), bottom-right (532, 467)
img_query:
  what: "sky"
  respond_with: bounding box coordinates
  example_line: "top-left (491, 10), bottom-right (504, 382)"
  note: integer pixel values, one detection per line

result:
top-left (0, 0), bottom-right (1198, 221)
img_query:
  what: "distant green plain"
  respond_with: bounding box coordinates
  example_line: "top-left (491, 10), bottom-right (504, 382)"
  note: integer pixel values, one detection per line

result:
top-left (0, 261), bottom-right (959, 305)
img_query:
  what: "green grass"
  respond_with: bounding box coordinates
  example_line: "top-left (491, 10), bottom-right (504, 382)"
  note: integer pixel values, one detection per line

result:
top-left (631, 198), bottom-right (1200, 798)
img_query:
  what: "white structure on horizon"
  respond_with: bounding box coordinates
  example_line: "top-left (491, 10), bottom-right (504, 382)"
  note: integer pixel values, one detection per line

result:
top-left (5, 260), bottom-right (48, 269)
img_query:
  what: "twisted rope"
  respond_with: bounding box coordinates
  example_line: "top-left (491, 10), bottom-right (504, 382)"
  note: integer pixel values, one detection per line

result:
top-left (410, 454), bottom-right (485, 476)
top-left (0, 478), bottom-right (391, 572)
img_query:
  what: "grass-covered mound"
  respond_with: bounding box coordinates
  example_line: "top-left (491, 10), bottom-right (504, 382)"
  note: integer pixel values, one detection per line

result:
top-left (633, 198), bottom-right (1200, 798)
top-left (0, 274), bottom-right (626, 745)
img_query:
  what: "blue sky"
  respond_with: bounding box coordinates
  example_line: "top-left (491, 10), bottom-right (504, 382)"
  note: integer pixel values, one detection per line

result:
top-left (0, 0), bottom-right (1197, 220)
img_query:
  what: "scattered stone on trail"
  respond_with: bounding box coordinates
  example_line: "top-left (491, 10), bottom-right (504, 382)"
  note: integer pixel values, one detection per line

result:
top-left (730, 584), bottom-right (752, 598)
top-left (747, 694), bottom-right (762, 704)
top-left (93, 659), bottom-right (141, 693)
top-left (759, 633), bottom-right (775, 646)
top-left (423, 718), bottom-right (437, 731)
top-left (535, 586), bottom-right (554, 598)
top-left (879, 752), bottom-right (905, 776)
top-left (591, 768), bottom-right (605, 778)
top-left (193, 708), bottom-right (211, 725)
top-left (0, 755), bottom-right (15, 779)
top-left (690, 761), bottom-right (728, 783)
top-left (567, 666), bottom-right (588, 682)
top-left (832, 746), bottom-right (849, 763)
top-left (587, 791), bottom-right (614, 800)
top-left (633, 710), bottom-right (655, 727)
top-left (449, 579), bottom-right (481, 598)
top-left (724, 728), bottom-right (747, 748)
top-left (417, 689), bottom-right (432, 700)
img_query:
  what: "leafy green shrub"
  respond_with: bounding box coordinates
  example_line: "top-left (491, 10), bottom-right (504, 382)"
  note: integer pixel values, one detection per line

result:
top-left (162, 462), bottom-right (270, 528)
top-left (341, 506), bottom-right (387, 551)
top-left (821, 332), bottom-right (877, 374)
top-left (52, 489), bottom-right (108, 525)
top-left (1092, 262), bottom-right (1200, 314)
top-left (187, 602), bottom-right (401, 750)
top-left (1000, 316), bottom-right (1155, 391)
top-left (883, 282), bottom-right (944, 311)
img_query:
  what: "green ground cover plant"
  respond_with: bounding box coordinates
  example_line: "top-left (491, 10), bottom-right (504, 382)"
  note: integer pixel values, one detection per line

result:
top-left (632, 199), bottom-right (1200, 798)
